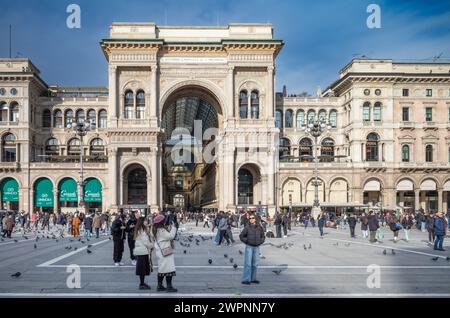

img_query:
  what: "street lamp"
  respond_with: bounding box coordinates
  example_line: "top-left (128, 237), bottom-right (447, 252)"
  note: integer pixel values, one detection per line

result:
top-left (302, 117), bottom-right (332, 219)
top-left (68, 119), bottom-right (96, 212)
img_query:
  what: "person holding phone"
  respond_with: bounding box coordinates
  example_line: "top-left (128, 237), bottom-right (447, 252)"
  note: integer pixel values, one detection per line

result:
top-left (111, 214), bottom-right (126, 266)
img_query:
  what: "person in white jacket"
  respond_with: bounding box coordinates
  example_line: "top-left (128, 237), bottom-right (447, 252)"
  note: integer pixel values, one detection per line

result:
top-left (152, 214), bottom-right (178, 292)
top-left (133, 217), bottom-right (153, 290)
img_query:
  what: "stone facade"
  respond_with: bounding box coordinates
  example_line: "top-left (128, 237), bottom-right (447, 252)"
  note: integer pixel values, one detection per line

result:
top-left (0, 23), bottom-right (449, 216)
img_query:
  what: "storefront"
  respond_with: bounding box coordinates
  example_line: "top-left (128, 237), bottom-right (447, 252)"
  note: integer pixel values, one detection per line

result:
top-left (0, 178), bottom-right (19, 211)
top-left (59, 178), bottom-right (78, 211)
top-left (84, 178), bottom-right (102, 213)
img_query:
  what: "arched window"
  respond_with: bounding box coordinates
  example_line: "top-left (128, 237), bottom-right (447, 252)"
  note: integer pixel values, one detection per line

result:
top-left (318, 109), bottom-right (327, 122)
top-left (175, 176), bottom-right (183, 190)
top-left (307, 110), bottom-right (315, 124)
top-left (366, 133), bottom-right (379, 161)
top-left (426, 145), bottom-right (433, 162)
top-left (275, 110), bottom-right (283, 129)
top-left (250, 90), bottom-right (259, 119)
top-left (42, 109), bottom-right (51, 127)
top-left (299, 138), bottom-right (313, 162)
top-left (87, 109), bottom-right (96, 123)
top-left (90, 138), bottom-right (105, 156)
top-left (2, 133), bottom-right (16, 162)
top-left (10, 102), bottom-right (19, 122)
top-left (402, 145), bottom-right (410, 162)
top-left (68, 138), bottom-right (81, 156)
top-left (279, 138), bottom-right (291, 159)
top-left (285, 109), bottom-right (293, 128)
top-left (374, 102), bottom-right (382, 121)
top-left (45, 138), bottom-right (59, 156)
top-left (321, 138), bottom-right (335, 162)
top-left (0, 102), bottom-right (8, 122)
top-left (136, 90), bottom-right (145, 119)
top-left (64, 109), bottom-right (74, 127)
top-left (124, 90), bottom-right (134, 119)
top-left (329, 110), bottom-right (337, 127)
top-left (98, 109), bottom-right (107, 128)
top-left (296, 110), bottom-right (305, 128)
top-left (76, 109), bottom-right (85, 123)
top-left (239, 90), bottom-right (248, 119)
top-left (363, 102), bottom-right (371, 121)
top-left (238, 169), bottom-right (253, 204)
top-left (53, 109), bottom-right (62, 128)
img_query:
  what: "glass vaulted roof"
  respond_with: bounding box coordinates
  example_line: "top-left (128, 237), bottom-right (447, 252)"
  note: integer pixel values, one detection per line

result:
top-left (162, 96), bottom-right (217, 143)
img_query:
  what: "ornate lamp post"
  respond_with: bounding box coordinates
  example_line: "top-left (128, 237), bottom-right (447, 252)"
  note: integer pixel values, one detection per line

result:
top-left (68, 119), bottom-right (96, 213)
top-left (302, 117), bottom-right (332, 219)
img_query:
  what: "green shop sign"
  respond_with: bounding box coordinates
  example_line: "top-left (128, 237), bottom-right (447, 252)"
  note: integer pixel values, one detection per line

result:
top-left (84, 178), bottom-right (102, 203)
top-left (1, 178), bottom-right (19, 202)
top-left (34, 178), bottom-right (54, 207)
top-left (59, 178), bottom-right (78, 202)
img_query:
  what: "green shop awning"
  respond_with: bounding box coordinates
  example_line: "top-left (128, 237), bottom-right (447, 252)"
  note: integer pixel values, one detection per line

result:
top-left (59, 178), bottom-right (78, 202)
top-left (1, 178), bottom-right (19, 202)
top-left (84, 178), bottom-right (102, 203)
top-left (34, 178), bottom-right (54, 207)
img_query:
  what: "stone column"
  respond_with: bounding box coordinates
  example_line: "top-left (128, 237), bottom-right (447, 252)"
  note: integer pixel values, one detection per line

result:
top-left (109, 65), bottom-right (118, 127)
top-left (228, 66), bottom-right (235, 118)
top-left (443, 192), bottom-right (448, 214)
top-left (108, 148), bottom-right (118, 210)
top-left (53, 190), bottom-right (59, 213)
top-left (415, 189), bottom-right (420, 211)
top-left (438, 189), bottom-right (443, 212)
top-left (150, 147), bottom-right (158, 209)
top-left (147, 175), bottom-right (152, 207)
top-left (267, 66), bottom-right (275, 119)
top-left (150, 64), bottom-right (158, 127)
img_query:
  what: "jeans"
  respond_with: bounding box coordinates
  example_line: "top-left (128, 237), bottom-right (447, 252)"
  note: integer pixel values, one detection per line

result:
top-left (428, 230), bottom-right (435, 243)
top-left (95, 228), bottom-right (100, 238)
top-left (275, 225), bottom-right (282, 238)
top-left (421, 222), bottom-right (426, 232)
top-left (362, 230), bottom-right (369, 238)
top-left (242, 245), bottom-right (260, 282)
top-left (403, 229), bottom-right (410, 241)
top-left (369, 231), bottom-right (377, 242)
top-left (84, 229), bottom-right (92, 239)
top-left (434, 235), bottom-right (444, 250)
top-left (214, 229), bottom-right (220, 244)
top-left (319, 226), bottom-right (324, 236)
top-left (350, 226), bottom-right (355, 237)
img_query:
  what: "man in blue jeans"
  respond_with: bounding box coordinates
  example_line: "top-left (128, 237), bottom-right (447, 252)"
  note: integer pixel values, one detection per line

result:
top-left (239, 213), bottom-right (266, 285)
top-left (434, 212), bottom-right (447, 251)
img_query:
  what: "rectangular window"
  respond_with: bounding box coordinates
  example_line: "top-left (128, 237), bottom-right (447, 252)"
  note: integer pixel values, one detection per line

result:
top-left (426, 89), bottom-right (432, 97)
top-left (363, 106), bottom-right (370, 121)
top-left (425, 108), bottom-right (433, 122)
top-left (402, 107), bottom-right (409, 122)
top-left (373, 105), bottom-right (382, 121)
top-left (402, 89), bottom-right (409, 97)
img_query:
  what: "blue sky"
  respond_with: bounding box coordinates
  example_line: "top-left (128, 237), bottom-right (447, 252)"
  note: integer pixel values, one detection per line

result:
top-left (1, 0), bottom-right (450, 94)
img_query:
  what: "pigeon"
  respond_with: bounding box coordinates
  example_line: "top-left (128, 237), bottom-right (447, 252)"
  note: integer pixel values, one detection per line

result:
top-left (233, 264), bottom-right (238, 270)
top-left (224, 254), bottom-right (228, 258)
top-left (74, 247), bottom-right (78, 251)
top-left (1, 238), bottom-right (4, 242)
top-left (382, 250), bottom-right (387, 255)
top-left (87, 238), bottom-right (90, 242)
top-left (11, 272), bottom-right (21, 278)
top-left (81, 241), bottom-right (85, 244)
top-left (183, 250), bottom-right (187, 254)
top-left (67, 246), bottom-right (72, 250)
top-left (229, 258), bottom-right (234, 263)
top-left (23, 236), bottom-right (28, 240)
top-left (261, 256), bottom-right (266, 259)
top-left (446, 257), bottom-right (450, 261)
top-left (108, 237), bottom-right (112, 240)
top-left (69, 239), bottom-right (74, 242)
top-left (14, 239), bottom-right (18, 243)
top-left (272, 270), bottom-right (282, 275)
top-left (431, 257), bottom-right (439, 261)
top-left (78, 238), bottom-right (81, 242)
top-left (308, 243), bottom-right (312, 249)
top-left (56, 239), bottom-right (59, 243)
top-left (87, 245), bottom-right (92, 248)
top-left (333, 242), bottom-right (339, 246)
top-left (208, 259), bottom-right (213, 265)
top-left (391, 249), bottom-right (396, 255)
top-left (303, 245), bottom-right (307, 251)
top-left (34, 244), bottom-right (37, 249)
top-left (87, 249), bottom-right (92, 254)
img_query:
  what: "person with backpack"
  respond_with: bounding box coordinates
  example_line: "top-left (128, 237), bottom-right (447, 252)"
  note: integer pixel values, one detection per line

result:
top-left (388, 215), bottom-right (401, 243)
top-left (426, 213), bottom-right (435, 243)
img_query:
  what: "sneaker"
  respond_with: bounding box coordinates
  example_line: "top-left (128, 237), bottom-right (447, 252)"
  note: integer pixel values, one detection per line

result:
top-left (114, 263), bottom-right (120, 267)
top-left (251, 280), bottom-right (260, 284)
top-left (166, 287), bottom-right (178, 293)
top-left (241, 281), bottom-right (251, 285)
top-left (157, 285), bottom-right (166, 292)
top-left (132, 260), bottom-right (137, 266)
top-left (139, 284), bottom-right (151, 290)
top-left (119, 262), bottom-right (125, 266)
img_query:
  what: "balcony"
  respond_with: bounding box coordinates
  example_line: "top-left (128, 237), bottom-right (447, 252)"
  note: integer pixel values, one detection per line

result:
top-left (34, 155), bottom-right (108, 163)
top-left (424, 121), bottom-right (438, 130)
top-left (118, 119), bottom-right (151, 127)
top-left (399, 121), bottom-right (415, 130)
top-left (447, 122), bottom-right (450, 130)
top-left (0, 161), bottom-right (20, 171)
top-left (0, 121), bottom-right (19, 126)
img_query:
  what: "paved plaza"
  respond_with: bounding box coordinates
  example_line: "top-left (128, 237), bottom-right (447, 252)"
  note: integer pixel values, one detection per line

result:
top-left (0, 223), bottom-right (449, 298)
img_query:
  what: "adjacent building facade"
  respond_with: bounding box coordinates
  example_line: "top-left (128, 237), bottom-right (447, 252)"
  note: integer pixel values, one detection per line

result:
top-left (0, 23), bottom-right (449, 216)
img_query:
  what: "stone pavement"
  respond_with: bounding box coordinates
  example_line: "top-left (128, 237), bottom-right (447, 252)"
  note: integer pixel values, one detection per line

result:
top-left (0, 223), bottom-right (449, 297)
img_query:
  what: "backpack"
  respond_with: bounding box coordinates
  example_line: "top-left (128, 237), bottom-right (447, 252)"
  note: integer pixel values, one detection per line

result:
top-left (395, 221), bottom-right (402, 230)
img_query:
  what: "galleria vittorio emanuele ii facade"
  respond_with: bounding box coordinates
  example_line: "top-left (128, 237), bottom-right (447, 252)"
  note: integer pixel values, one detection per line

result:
top-left (0, 22), bottom-right (449, 216)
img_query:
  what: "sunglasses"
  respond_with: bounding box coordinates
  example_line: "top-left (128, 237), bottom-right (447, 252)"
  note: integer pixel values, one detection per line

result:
top-left (249, 217), bottom-right (256, 220)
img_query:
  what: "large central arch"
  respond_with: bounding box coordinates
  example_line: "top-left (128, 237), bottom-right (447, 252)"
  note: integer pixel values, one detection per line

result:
top-left (160, 84), bottom-right (225, 212)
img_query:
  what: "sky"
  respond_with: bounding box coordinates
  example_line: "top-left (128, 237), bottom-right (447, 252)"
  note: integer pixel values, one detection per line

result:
top-left (1, 0), bottom-right (450, 95)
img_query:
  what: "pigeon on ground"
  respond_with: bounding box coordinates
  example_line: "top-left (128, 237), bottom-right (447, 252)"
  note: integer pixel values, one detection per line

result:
top-left (383, 249), bottom-right (387, 255)
top-left (34, 244), bottom-right (37, 249)
top-left (239, 250), bottom-right (243, 255)
top-left (81, 241), bottom-right (85, 244)
top-left (224, 254), bottom-right (228, 258)
top-left (87, 249), bottom-right (92, 254)
top-left (308, 243), bottom-right (312, 249)
top-left (446, 257), bottom-right (450, 261)
top-left (391, 249), bottom-right (396, 255)
top-left (74, 247), bottom-right (78, 251)
top-left (230, 258), bottom-right (234, 263)
top-left (14, 239), bottom-right (18, 243)
top-left (261, 256), bottom-right (266, 259)
top-left (23, 236), bottom-right (28, 240)
top-left (333, 242), bottom-right (339, 246)
top-left (1, 238), bottom-right (4, 242)
top-left (208, 259), bottom-right (213, 264)
top-left (272, 270), bottom-right (282, 275)
top-left (11, 272), bottom-right (21, 278)
top-left (87, 245), bottom-right (92, 248)
top-left (233, 264), bottom-right (238, 270)
top-left (183, 250), bottom-right (187, 254)
top-left (431, 257), bottom-right (439, 261)
top-left (56, 239), bottom-right (59, 243)
top-left (78, 238), bottom-right (81, 241)
top-left (69, 239), bottom-right (74, 242)
top-left (303, 245), bottom-right (307, 251)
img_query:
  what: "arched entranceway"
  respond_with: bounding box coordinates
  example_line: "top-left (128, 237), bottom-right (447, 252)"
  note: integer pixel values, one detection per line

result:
top-left (123, 164), bottom-right (148, 205)
top-left (396, 179), bottom-right (415, 212)
top-left (236, 164), bottom-right (262, 206)
top-left (161, 85), bottom-right (223, 211)
top-left (0, 177), bottom-right (19, 211)
top-left (363, 179), bottom-right (382, 208)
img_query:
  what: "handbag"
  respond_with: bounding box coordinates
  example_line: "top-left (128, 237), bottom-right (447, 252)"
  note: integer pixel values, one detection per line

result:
top-left (156, 240), bottom-right (174, 257)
